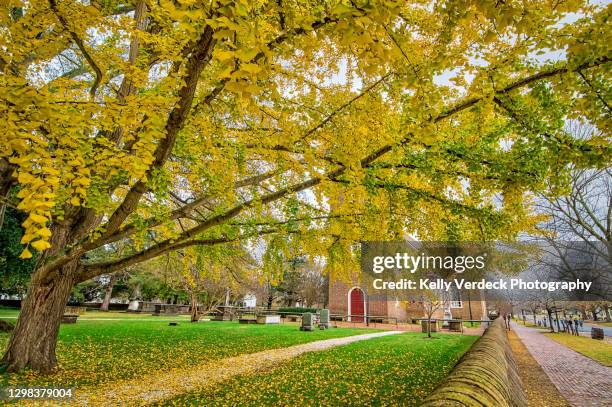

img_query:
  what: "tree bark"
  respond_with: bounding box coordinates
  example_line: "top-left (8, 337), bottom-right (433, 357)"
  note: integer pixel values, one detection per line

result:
top-left (100, 274), bottom-right (119, 312)
top-left (190, 292), bottom-right (199, 323)
top-left (1, 259), bottom-right (79, 373)
top-left (547, 309), bottom-right (554, 332)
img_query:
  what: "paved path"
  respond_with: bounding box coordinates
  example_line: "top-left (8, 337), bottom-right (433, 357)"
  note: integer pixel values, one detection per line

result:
top-left (74, 330), bottom-right (402, 406)
top-left (513, 322), bottom-right (612, 406)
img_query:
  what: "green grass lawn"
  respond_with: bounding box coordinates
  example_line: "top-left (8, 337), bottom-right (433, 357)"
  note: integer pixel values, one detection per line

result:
top-left (0, 311), bottom-right (371, 389)
top-left (544, 333), bottom-right (612, 367)
top-left (591, 321), bottom-right (612, 328)
top-left (161, 333), bottom-right (477, 406)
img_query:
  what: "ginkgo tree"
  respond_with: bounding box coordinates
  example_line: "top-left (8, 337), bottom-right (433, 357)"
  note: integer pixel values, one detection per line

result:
top-left (1, 0), bottom-right (610, 372)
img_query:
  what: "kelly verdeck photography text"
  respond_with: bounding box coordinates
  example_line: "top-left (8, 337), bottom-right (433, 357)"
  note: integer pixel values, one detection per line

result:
top-left (371, 278), bottom-right (593, 293)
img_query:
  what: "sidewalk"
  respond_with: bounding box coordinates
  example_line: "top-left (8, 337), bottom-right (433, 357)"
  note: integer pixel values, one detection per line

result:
top-left (513, 322), bottom-right (612, 406)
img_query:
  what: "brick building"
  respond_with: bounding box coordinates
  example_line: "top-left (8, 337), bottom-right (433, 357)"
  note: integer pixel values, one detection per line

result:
top-left (328, 277), bottom-right (488, 322)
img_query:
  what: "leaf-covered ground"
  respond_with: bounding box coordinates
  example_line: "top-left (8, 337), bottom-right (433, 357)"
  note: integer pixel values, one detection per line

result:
top-left (0, 310), bottom-right (369, 389)
top-left (544, 333), bottom-right (612, 366)
top-left (160, 332), bottom-right (477, 406)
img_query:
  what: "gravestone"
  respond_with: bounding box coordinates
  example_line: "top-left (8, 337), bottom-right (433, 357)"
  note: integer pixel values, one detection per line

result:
top-left (256, 314), bottom-right (281, 324)
top-left (421, 319), bottom-right (438, 333)
top-left (62, 314), bottom-right (78, 324)
top-left (300, 313), bottom-right (314, 331)
top-left (319, 309), bottom-right (330, 329)
top-left (591, 327), bottom-right (604, 340)
top-left (448, 320), bottom-right (462, 332)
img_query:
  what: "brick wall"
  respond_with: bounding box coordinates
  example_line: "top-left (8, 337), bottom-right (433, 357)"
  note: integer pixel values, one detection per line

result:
top-left (329, 280), bottom-right (488, 322)
top-left (328, 279), bottom-right (389, 319)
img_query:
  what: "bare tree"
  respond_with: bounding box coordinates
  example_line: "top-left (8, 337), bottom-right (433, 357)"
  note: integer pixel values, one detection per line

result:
top-left (421, 290), bottom-right (443, 338)
top-left (299, 268), bottom-right (326, 308)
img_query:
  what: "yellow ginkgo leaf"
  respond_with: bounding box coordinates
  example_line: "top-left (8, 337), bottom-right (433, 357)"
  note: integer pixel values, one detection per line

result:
top-left (20, 233), bottom-right (36, 244)
top-left (29, 213), bottom-right (48, 224)
top-left (31, 239), bottom-right (52, 251)
top-left (36, 227), bottom-right (53, 238)
top-left (20, 248), bottom-right (33, 259)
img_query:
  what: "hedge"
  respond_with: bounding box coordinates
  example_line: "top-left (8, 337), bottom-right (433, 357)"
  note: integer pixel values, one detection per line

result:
top-left (277, 307), bottom-right (318, 315)
top-left (421, 318), bottom-right (527, 407)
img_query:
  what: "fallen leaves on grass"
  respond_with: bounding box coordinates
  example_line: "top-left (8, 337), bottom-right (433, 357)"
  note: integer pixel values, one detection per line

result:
top-left (0, 320), bottom-right (369, 391)
top-left (163, 333), bottom-right (476, 407)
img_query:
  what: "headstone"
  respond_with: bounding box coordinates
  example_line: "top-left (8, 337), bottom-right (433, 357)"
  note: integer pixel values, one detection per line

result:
top-left (421, 319), bottom-right (438, 333)
top-left (591, 327), bottom-right (604, 340)
top-left (168, 322), bottom-right (178, 326)
top-left (62, 314), bottom-right (78, 324)
top-left (448, 320), bottom-right (462, 332)
top-left (256, 315), bottom-right (281, 324)
top-left (300, 312), bottom-right (314, 331)
top-left (319, 309), bottom-right (330, 329)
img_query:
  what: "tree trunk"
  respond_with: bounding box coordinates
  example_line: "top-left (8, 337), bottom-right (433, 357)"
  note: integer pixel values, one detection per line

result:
top-left (190, 292), bottom-right (199, 323)
top-left (1, 260), bottom-right (79, 373)
top-left (100, 274), bottom-right (118, 312)
top-left (224, 288), bottom-right (230, 306)
top-left (547, 309), bottom-right (554, 333)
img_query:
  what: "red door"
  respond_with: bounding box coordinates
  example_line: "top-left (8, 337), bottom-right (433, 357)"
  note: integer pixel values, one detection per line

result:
top-left (350, 288), bottom-right (365, 322)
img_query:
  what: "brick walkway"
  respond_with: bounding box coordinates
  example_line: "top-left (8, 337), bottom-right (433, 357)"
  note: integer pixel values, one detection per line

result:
top-left (513, 322), bottom-right (612, 406)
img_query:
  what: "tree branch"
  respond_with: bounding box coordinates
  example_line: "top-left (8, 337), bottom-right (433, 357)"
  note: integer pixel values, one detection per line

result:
top-left (48, 0), bottom-right (103, 97)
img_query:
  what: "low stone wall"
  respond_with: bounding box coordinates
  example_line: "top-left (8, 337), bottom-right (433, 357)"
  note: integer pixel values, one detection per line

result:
top-left (421, 318), bottom-right (527, 407)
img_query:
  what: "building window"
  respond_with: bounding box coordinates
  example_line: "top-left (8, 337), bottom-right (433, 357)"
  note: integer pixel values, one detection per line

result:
top-left (450, 301), bottom-right (463, 308)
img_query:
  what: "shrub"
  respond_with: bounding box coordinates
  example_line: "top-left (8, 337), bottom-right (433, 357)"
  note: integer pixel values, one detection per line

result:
top-left (278, 307), bottom-right (318, 315)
